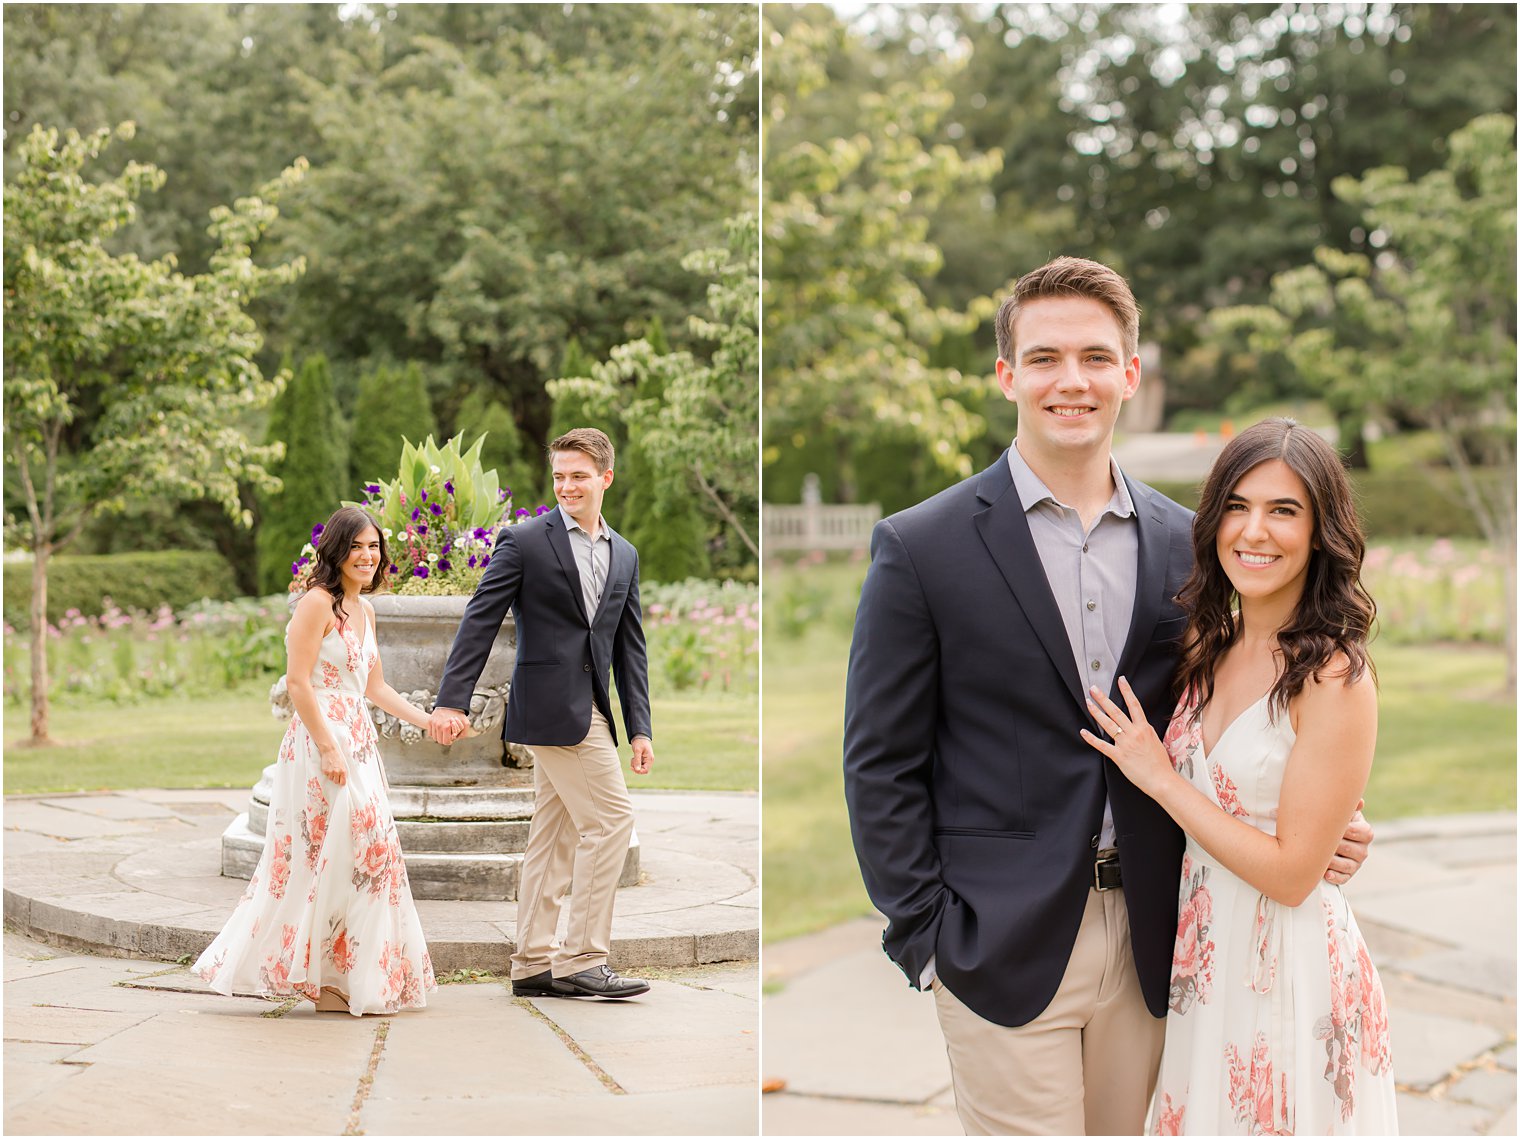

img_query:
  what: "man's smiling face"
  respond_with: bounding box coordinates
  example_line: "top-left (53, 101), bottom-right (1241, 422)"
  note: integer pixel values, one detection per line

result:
top-left (552, 448), bottom-right (613, 527)
top-left (996, 295), bottom-right (1141, 469)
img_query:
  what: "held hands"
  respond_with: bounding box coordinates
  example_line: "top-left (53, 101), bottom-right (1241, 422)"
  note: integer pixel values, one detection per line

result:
top-left (630, 737), bottom-right (654, 776)
top-left (1079, 677), bottom-right (1173, 797)
top-left (427, 706), bottom-right (472, 746)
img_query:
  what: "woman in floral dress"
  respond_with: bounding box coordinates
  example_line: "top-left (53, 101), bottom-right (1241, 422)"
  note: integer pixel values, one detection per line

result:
top-left (196, 506), bottom-right (436, 1016)
top-left (1081, 419), bottom-right (1396, 1134)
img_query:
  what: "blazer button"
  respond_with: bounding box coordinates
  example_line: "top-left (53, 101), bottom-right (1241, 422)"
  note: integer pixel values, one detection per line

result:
top-left (583, 664), bottom-right (591, 672)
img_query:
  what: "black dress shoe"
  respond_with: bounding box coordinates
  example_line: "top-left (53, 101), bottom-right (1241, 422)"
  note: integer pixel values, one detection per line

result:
top-left (550, 964), bottom-right (650, 998)
top-left (511, 970), bottom-right (561, 997)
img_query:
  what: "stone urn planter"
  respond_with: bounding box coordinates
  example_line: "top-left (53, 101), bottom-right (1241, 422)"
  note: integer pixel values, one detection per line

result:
top-left (220, 593), bottom-right (639, 900)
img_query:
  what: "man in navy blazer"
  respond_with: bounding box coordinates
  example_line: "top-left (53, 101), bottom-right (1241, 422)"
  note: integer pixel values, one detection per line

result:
top-left (431, 427), bottom-right (654, 999)
top-left (843, 258), bottom-right (1370, 1133)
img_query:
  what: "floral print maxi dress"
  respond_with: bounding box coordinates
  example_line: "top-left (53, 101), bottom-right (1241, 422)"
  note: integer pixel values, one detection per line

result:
top-left (1149, 690), bottom-right (1396, 1135)
top-left (194, 616), bottom-right (435, 1015)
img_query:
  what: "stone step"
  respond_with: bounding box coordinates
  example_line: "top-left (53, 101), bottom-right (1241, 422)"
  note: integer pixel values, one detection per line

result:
top-left (220, 813), bottom-right (639, 901)
top-left (246, 801), bottom-right (536, 846)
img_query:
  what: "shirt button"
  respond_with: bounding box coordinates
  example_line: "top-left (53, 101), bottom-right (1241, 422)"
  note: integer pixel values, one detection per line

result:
top-left (583, 664), bottom-right (592, 672)
top-left (1082, 543), bottom-right (1089, 553)
top-left (1086, 599), bottom-right (1096, 611)
top-left (1091, 659), bottom-right (1101, 670)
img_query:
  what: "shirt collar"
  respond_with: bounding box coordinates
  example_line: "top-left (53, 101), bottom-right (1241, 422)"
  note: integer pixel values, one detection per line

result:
top-left (1006, 440), bottom-right (1136, 520)
top-left (558, 504), bottom-right (610, 541)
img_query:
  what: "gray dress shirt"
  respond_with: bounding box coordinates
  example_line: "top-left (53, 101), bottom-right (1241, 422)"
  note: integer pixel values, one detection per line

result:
top-left (558, 506), bottom-right (650, 744)
top-left (560, 505), bottom-right (611, 624)
top-left (1007, 441), bottom-right (1138, 851)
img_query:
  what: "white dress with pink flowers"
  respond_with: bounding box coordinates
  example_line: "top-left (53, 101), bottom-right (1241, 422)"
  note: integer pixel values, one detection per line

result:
top-left (1149, 689), bottom-right (1397, 1135)
top-left (194, 615), bottom-right (435, 1015)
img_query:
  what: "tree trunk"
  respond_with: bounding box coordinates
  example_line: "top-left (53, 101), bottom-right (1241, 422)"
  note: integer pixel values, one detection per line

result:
top-left (1335, 408), bottom-right (1370, 470)
top-left (1501, 543), bottom-right (1517, 695)
top-left (28, 546), bottom-right (53, 746)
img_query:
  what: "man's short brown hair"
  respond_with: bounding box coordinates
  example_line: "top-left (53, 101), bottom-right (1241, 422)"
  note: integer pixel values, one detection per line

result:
top-left (994, 256), bottom-right (1141, 364)
top-left (549, 427), bottom-right (615, 472)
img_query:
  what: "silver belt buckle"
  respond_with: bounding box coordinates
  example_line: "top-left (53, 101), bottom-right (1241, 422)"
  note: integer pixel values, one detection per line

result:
top-left (1094, 848), bottom-right (1121, 891)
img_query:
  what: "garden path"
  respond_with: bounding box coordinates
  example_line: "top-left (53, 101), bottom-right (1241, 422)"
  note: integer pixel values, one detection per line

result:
top-left (762, 812), bottom-right (1516, 1136)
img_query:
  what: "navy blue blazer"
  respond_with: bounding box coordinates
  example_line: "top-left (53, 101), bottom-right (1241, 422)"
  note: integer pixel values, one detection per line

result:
top-left (436, 510), bottom-right (653, 747)
top-left (843, 452), bottom-right (1194, 1027)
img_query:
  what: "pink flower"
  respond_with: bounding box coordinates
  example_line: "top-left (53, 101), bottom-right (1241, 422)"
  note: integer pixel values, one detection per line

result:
top-left (267, 835), bottom-right (292, 898)
top-left (1154, 1094), bottom-right (1185, 1135)
top-left (326, 927), bottom-right (357, 973)
top-left (360, 840), bottom-right (392, 879)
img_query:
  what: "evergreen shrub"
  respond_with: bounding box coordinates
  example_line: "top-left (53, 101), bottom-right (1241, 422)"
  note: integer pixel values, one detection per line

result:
top-left (4, 551), bottom-right (238, 629)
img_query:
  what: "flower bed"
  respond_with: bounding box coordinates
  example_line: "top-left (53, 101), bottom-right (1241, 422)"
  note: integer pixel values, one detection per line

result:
top-left (642, 579), bottom-right (758, 696)
top-left (3, 596), bottom-right (287, 704)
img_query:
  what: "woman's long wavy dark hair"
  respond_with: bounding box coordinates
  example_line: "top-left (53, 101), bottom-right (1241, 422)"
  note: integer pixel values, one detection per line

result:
top-left (292, 506), bottom-right (390, 632)
top-left (1174, 418), bottom-right (1376, 723)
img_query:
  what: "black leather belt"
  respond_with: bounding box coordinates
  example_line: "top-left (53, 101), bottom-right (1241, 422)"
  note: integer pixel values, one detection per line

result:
top-left (1094, 848), bottom-right (1122, 891)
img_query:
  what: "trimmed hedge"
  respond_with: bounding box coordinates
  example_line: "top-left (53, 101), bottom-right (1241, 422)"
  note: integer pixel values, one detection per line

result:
top-left (3, 550), bottom-right (240, 629)
top-left (1147, 467), bottom-right (1498, 541)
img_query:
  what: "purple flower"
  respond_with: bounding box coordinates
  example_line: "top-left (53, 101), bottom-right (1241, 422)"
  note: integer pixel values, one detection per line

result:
top-left (516, 508), bottom-right (530, 518)
top-left (420, 489), bottom-right (428, 502)
top-left (481, 555), bottom-right (491, 567)
top-left (388, 564), bottom-right (398, 573)
top-left (429, 502), bottom-right (443, 516)
top-left (467, 555), bottom-right (478, 568)
top-left (444, 480), bottom-right (454, 495)
top-left (437, 558), bottom-right (452, 572)
top-left (504, 486), bottom-right (512, 497)
top-left (413, 565), bottom-right (430, 578)
top-left (311, 523), bottom-right (324, 540)
top-left (418, 523), bottom-right (428, 536)
top-left (535, 505), bottom-right (551, 516)
top-left (498, 489), bottom-right (508, 502)
top-left (290, 561), bottom-right (302, 576)
top-left (472, 527), bottom-right (488, 540)
top-left (410, 507), bottom-right (421, 521)
top-left (364, 483), bottom-right (381, 494)
top-left (441, 542), bottom-right (453, 556)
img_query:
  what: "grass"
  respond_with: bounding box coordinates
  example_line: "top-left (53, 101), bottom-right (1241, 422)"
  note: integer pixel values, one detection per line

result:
top-left (761, 560), bottom-right (1516, 945)
top-left (4, 682), bottom-right (756, 795)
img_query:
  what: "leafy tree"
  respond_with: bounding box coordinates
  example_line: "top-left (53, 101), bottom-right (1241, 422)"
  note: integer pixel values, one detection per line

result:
top-left (255, 353), bottom-right (348, 594)
top-left (762, 7), bottom-right (1002, 508)
top-left (276, 5), bottom-right (757, 448)
top-left (941, 3), bottom-right (1516, 418)
top-left (3, 123), bottom-right (304, 744)
top-left (1212, 113), bottom-right (1516, 685)
top-left (3, 4), bottom-right (350, 274)
top-left (349, 361), bottom-right (437, 491)
top-left (550, 213), bottom-right (759, 569)
top-left (455, 387), bottom-right (542, 507)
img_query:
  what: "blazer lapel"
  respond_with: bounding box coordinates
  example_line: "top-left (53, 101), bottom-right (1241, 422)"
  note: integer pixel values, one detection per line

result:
top-left (1113, 476), bottom-right (1171, 686)
top-left (545, 511), bottom-right (591, 624)
top-left (972, 454), bottom-right (1087, 712)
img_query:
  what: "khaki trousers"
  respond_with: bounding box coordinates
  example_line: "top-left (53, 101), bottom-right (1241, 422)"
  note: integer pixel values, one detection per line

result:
top-left (933, 887), bottom-right (1166, 1136)
top-left (509, 708), bottom-right (635, 980)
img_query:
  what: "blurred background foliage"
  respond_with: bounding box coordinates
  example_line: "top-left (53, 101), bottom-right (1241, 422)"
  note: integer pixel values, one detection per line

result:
top-left (4, 2), bottom-right (759, 588)
top-left (763, 1), bottom-right (1515, 509)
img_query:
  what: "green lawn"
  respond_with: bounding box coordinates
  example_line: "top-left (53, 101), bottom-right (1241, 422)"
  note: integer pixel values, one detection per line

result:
top-left (5, 684), bottom-right (756, 795)
top-left (761, 561), bottom-right (1516, 944)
